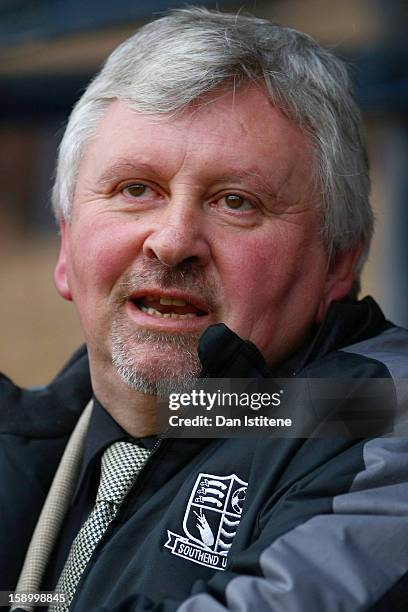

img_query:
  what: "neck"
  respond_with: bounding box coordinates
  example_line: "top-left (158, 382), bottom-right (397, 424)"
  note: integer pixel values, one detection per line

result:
top-left (90, 363), bottom-right (159, 438)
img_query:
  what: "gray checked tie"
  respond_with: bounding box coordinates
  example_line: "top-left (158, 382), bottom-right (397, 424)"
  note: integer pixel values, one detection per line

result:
top-left (50, 441), bottom-right (150, 612)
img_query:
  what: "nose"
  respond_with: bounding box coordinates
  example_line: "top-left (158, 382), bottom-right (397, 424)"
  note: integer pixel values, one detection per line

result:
top-left (142, 201), bottom-right (211, 267)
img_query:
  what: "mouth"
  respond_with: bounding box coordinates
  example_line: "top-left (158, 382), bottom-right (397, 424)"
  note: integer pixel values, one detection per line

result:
top-left (130, 293), bottom-right (209, 320)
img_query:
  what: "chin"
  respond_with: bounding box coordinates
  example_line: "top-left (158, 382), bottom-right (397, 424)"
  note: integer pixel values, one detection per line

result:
top-left (111, 324), bottom-right (202, 396)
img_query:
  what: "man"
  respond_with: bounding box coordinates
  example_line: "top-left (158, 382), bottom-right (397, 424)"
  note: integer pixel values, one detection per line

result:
top-left (2, 7), bottom-right (408, 612)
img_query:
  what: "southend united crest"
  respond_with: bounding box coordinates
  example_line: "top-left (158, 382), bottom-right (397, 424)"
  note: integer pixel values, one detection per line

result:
top-left (164, 472), bottom-right (248, 570)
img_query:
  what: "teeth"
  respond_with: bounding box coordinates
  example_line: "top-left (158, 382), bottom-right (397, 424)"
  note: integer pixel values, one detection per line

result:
top-left (143, 295), bottom-right (189, 306)
top-left (140, 305), bottom-right (196, 319)
top-left (148, 307), bottom-right (163, 317)
top-left (140, 305), bottom-right (162, 317)
top-left (159, 297), bottom-right (187, 306)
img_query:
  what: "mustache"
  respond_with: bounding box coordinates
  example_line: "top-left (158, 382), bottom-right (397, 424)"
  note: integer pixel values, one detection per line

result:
top-left (114, 258), bottom-right (218, 311)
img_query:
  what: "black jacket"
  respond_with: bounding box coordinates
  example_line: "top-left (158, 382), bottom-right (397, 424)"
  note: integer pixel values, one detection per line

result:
top-left (1, 297), bottom-right (408, 611)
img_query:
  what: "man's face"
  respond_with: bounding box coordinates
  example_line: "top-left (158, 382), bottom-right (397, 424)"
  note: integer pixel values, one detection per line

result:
top-left (55, 86), bottom-right (344, 392)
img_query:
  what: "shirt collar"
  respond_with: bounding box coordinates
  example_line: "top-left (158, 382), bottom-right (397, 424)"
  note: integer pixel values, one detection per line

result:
top-left (72, 396), bottom-right (157, 503)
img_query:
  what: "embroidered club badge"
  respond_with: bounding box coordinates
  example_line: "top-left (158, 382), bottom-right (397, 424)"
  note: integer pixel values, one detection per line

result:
top-left (165, 472), bottom-right (248, 570)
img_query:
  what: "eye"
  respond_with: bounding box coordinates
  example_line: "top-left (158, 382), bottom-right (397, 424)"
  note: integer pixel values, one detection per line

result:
top-left (122, 183), bottom-right (152, 199)
top-left (220, 194), bottom-right (254, 211)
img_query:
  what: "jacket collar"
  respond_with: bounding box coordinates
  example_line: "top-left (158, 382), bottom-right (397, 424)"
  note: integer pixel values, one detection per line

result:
top-left (197, 297), bottom-right (390, 379)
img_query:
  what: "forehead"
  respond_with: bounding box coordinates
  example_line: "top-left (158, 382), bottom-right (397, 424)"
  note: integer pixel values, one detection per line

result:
top-left (77, 85), bottom-right (314, 195)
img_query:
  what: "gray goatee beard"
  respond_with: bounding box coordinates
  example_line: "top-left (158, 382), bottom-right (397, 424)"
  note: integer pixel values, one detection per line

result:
top-left (111, 323), bottom-right (202, 397)
top-left (111, 259), bottom-right (216, 397)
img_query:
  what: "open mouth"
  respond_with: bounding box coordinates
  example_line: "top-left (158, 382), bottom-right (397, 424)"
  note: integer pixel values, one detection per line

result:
top-left (132, 295), bottom-right (208, 319)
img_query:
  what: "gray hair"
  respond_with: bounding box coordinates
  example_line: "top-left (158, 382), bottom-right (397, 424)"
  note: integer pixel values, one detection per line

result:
top-left (52, 7), bottom-right (372, 287)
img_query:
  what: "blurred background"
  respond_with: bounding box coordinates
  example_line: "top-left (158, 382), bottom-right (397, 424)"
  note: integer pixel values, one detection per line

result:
top-left (1, 0), bottom-right (407, 386)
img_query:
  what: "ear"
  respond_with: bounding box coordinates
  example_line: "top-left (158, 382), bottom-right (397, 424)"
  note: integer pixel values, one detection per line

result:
top-left (316, 243), bottom-right (363, 324)
top-left (54, 219), bottom-right (73, 301)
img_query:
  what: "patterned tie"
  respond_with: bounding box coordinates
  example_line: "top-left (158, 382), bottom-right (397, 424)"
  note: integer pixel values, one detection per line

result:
top-left (50, 441), bottom-right (150, 612)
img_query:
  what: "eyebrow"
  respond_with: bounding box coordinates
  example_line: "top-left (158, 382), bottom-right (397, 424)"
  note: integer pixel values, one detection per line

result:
top-left (233, 169), bottom-right (279, 199)
top-left (95, 160), bottom-right (155, 186)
